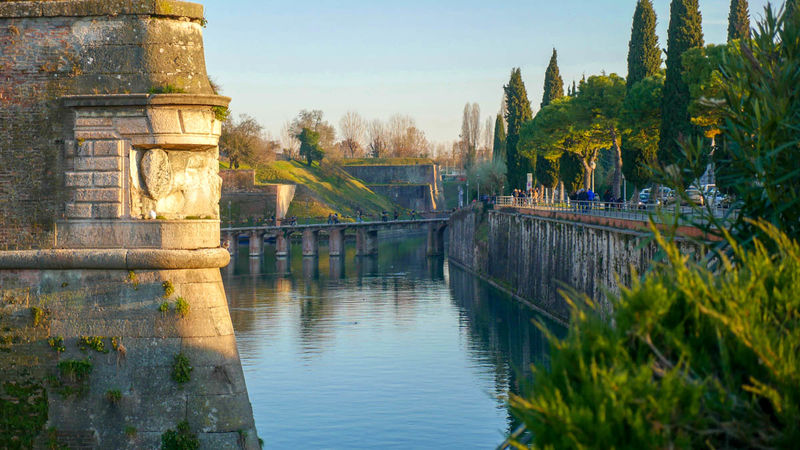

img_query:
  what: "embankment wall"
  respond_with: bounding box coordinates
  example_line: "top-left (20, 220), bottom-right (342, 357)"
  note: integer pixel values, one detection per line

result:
top-left (448, 206), bottom-right (702, 321)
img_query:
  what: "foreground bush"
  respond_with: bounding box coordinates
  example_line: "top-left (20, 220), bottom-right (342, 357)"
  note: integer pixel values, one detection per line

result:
top-left (510, 223), bottom-right (800, 448)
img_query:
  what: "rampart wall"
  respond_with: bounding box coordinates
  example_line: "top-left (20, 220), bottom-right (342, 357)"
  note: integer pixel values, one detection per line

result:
top-left (342, 163), bottom-right (444, 211)
top-left (0, 0), bottom-right (213, 249)
top-left (0, 2), bottom-right (259, 447)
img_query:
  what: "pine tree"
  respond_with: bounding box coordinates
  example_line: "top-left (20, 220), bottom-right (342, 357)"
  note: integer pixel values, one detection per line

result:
top-left (627, 0), bottom-right (661, 89)
top-left (541, 49), bottom-right (565, 109)
top-left (492, 114), bottom-right (506, 163)
top-left (658, 0), bottom-right (703, 167)
top-left (727, 0), bottom-right (750, 41)
top-left (504, 68), bottom-right (533, 189)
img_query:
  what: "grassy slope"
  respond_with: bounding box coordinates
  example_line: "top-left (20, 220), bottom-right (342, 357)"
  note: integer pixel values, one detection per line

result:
top-left (222, 160), bottom-right (400, 221)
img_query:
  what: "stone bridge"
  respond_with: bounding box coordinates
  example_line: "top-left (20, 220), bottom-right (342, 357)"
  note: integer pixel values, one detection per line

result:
top-left (223, 218), bottom-right (449, 258)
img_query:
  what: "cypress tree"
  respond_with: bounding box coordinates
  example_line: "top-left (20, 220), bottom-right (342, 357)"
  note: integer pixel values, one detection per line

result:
top-left (541, 49), bottom-right (564, 109)
top-left (492, 114), bottom-right (506, 163)
top-left (504, 68), bottom-right (533, 189)
top-left (658, 0), bottom-right (704, 167)
top-left (623, 0), bottom-right (661, 195)
top-left (627, 0), bottom-right (661, 89)
top-left (728, 0), bottom-right (750, 41)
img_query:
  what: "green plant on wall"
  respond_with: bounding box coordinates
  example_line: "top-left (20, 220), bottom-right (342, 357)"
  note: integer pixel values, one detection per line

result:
top-left (149, 84), bottom-right (186, 94)
top-left (77, 336), bottom-right (108, 353)
top-left (175, 297), bottom-right (190, 318)
top-left (55, 359), bottom-right (93, 398)
top-left (171, 353), bottom-right (193, 384)
top-left (128, 271), bottom-right (139, 290)
top-left (105, 389), bottom-right (122, 405)
top-left (30, 306), bottom-right (45, 327)
top-left (161, 421), bottom-right (199, 450)
top-left (0, 380), bottom-right (48, 448)
top-left (162, 281), bottom-right (175, 298)
top-left (48, 336), bottom-right (65, 353)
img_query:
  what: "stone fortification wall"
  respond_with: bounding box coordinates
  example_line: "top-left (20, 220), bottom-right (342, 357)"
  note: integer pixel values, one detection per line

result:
top-left (0, 2), bottom-right (259, 448)
top-left (370, 184), bottom-right (434, 212)
top-left (448, 207), bottom-right (702, 321)
top-left (220, 169), bottom-right (296, 220)
top-left (342, 163), bottom-right (444, 211)
top-left (0, 0), bottom-right (213, 250)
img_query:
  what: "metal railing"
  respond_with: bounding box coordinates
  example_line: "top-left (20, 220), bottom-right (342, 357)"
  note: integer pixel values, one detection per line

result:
top-left (494, 197), bottom-right (737, 225)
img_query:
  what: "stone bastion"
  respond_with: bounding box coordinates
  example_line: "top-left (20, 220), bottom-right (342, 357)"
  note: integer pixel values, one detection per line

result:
top-left (0, 1), bottom-right (258, 448)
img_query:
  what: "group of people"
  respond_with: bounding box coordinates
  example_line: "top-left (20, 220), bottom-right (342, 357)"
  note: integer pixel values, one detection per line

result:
top-left (511, 187), bottom-right (545, 204)
top-left (326, 213), bottom-right (340, 224)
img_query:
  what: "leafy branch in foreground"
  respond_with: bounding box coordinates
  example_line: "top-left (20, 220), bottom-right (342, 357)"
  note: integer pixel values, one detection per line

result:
top-left (510, 221), bottom-right (800, 449)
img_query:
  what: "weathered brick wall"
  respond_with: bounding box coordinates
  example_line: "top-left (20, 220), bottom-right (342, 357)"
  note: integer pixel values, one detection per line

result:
top-left (220, 169), bottom-right (256, 192)
top-left (0, 1), bottom-right (211, 249)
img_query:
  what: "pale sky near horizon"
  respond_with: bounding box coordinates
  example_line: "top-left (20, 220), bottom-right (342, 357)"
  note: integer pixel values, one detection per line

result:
top-left (202, 0), bottom-right (774, 148)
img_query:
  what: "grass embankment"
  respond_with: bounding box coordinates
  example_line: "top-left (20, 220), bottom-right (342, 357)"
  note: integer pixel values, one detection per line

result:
top-left (222, 160), bottom-right (399, 222)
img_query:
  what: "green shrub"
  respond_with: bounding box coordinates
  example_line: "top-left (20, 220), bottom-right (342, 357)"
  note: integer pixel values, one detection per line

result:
top-left (159, 301), bottom-right (170, 314)
top-left (161, 421), bottom-right (199, 450)
top-left (125, 425), bottom-right (137, 438)
top-left (171, 353), bottom-right (193, 384)
top-left (510, 222), bottom-right (800, 448)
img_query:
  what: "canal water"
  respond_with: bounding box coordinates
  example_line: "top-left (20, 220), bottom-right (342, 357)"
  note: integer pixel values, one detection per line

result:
top-left (222, 234), bottom-right (565, 449)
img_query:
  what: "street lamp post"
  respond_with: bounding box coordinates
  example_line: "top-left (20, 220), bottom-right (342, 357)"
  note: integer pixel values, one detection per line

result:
top-left (590, 161), bottom-right (597, 192)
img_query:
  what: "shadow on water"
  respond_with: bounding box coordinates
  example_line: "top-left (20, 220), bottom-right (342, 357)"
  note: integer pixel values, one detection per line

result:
top-left (447, 263), bottom-right (567, 432)
top-left (223, 234), bottom-right (566, 447)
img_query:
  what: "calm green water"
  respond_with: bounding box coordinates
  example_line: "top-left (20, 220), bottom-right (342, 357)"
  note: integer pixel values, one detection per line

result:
top-left (222, 235), bottom-right (564, 449)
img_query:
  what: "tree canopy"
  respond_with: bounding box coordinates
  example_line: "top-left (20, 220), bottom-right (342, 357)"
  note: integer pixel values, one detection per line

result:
top-left (621, 73), bottom-right (664, 189)
top-left (297, 127), bottom-right (324, 166)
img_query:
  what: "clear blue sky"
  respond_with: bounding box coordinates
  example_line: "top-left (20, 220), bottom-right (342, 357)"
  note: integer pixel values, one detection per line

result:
top-left (203, 0), bottom-right (773, 145)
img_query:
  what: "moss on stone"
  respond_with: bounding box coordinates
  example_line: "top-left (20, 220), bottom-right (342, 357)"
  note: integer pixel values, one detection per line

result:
top-left (0, 379), bottom-right (48, 449)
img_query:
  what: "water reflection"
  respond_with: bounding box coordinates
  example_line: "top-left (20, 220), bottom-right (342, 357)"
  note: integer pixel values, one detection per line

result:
top-left (224, 235), bottom-right (565, 448)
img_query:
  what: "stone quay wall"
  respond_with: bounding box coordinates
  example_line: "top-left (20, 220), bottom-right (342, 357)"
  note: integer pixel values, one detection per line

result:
top-left (448, 206), bottom-right (702, 322)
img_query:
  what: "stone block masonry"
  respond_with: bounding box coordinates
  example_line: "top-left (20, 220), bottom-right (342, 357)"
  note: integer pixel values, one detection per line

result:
top-left (0, 0), bottom-right (213, 250)
top-left (0, 1), bottom-right (260, 448)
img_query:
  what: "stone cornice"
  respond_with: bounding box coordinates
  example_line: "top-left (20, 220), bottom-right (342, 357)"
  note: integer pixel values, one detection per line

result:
top-left (0, 248), bottom-right (230, 270)
top-left (0, 0), bottom-right (203, 20)
top-left (62, 93), bottom-right (231, 109)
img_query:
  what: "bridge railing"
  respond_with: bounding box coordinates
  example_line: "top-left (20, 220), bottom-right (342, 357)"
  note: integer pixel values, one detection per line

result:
top-left (220, 216), bottom-right (449, 233)
top-left (494, 197), bottom-right (737, 224)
